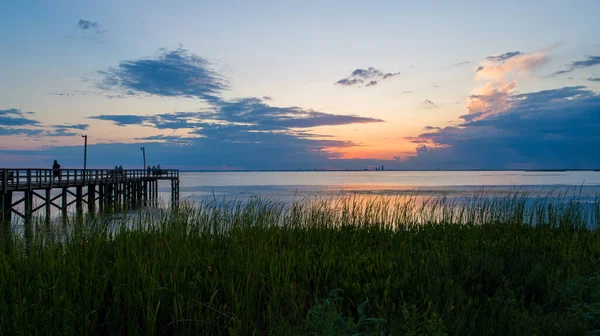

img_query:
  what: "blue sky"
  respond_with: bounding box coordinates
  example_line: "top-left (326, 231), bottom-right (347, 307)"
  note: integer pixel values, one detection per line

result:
top-left (1, 0), bottom-right (599, 169)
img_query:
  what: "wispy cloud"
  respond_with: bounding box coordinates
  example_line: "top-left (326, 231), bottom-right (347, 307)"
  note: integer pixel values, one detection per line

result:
top-left (76, 19), bottom-right (105, 40)
top-left (588, 77), bottom-right (600, 82)
top-left (90, 98), bottom-right (383, 131)
top-left (475, 50), bottom-right (548, 81)
top-left (454, 61), bottom-right (471, 66)
top-left (422, 99), bottom-right (438, 108)
top-left (550, 55), bottom-right (600, 76)
top-left (485, 51), bottom-right (522, 62)
top-left (0, 109), bottom-right (40, 126)
top-left (0, 110), bottom-right (90, 138)
top-left (334, 67), bottom-right (400, 87)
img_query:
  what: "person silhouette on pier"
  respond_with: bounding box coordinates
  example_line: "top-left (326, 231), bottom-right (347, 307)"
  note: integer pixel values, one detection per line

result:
top-left (52, 160), bottom-right (61, 184)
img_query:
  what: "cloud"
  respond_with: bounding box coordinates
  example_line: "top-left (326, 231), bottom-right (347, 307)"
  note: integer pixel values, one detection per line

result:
top-left (0, 128), bottom-right (43, 137)
top-left (0, 109), bottom-right (93, 139)
top-left (83, 95), bottom-right (385, 169)
top-left (475, 50), bottom-right (548, 81)
top-left (51, 123), bottom-right (89, 130)
top-left (90, 98), bottom-right (383, 131)
top-left (76, 19), bottom-right (105, 39)
top-left (335, 78), bottom-right (363, 86)
top-left (550, 55), bottom-right (600, 76)
top-left (588, 77), bottom-right (600, 82)
top-left (88, 115), bottom-right (147, 126)
top-left (454, 61), bottom-right (471, 66)
top-left (0, 109), bottom-right (40, 126)
top-left (334, 67), bottom-right (400, 87)
top-left (403, 86), bottom-right (600, 169)
top-left (464, 49), bottom-right (548, 122)
top-left (422, 99), bottom-right (438, 108)
top-left (96, 48), bottom-right (229, 102)
top-left (485, 51), bottom-right (522, 62)
top-left (401, 91), bottom-right (412, 94)
top-left (423, 126), bottom-right (441, 131)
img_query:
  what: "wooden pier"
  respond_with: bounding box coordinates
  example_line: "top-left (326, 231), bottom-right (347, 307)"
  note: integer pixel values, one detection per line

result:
top-left (0, 168), bottom-right (180, 224)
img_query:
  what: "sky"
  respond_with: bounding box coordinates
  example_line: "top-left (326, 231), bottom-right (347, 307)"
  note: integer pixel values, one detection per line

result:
top-left (1, 0), bottom-right (600, 170)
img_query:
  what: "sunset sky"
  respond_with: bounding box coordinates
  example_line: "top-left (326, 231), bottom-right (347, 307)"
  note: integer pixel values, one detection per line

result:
top-left (1, 0), bottom-right (599, 170)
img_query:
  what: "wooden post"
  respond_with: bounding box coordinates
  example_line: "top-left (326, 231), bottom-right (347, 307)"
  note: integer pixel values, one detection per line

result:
top-left (171, 180), bottom-right (175, 208)
top-left (45, 188), bottom-right (51, 222)
top-left (137, 182), bottom-right (142, 205)
top-left (0, 193), bottom-right (4, 223)
top-left (61, 188), bottom-right (68, 222)
top-left (76, 186), bottom-right (83, 215)
top-left (142, 181), bottom-right (148, 205)
top-left (24, 190), bottom-right (33, 226)
top-left (98, 185), bottom-right (105, 213)
top-left (88, 185), bottom-right (95, 213)
top-left (2, 191), bottom-right (12, 227)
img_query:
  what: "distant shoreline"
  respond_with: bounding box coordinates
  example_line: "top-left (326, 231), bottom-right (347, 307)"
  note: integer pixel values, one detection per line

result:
top-left (179, 169), bottom-right (600, 173)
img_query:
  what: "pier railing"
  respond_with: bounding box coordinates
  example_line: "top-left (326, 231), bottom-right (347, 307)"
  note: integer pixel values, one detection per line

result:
top-left (1, 168), bottom-right (179, 193)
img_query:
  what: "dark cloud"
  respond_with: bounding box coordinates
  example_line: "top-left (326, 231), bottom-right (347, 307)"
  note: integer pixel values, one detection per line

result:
top-left (422, 99), bottom-right (438, 108)
top-left (83, 96), bottom-right (384, 169)
top-left (454, 61), bottom-right (471, 66)
top-left (403, 86), bottom-right (600, 169)
top-left (589, 77), bottom-right (600, 82)
top-left (88, 115), bottom-right (146, 126)
top-left (0, 128), bottom-right (43, 137)
top-left (415, 144), bottom-right (430, 153)
top-left (551, 55), bottom-right (600, 76)
top-left (0, 110), bottom-right (90, 138)
top-left (76, 19), bottom-right (105, 39)
top-left (423, 126), bottom-right (441, 131)
top-left (0, 109), bottom-right (40, 126)
top-left (96, 48), bottom-right (229, 102)
top-left (90, 98), bottom-right (383, 131)
top-left (51, 123), bottom-right (89, 130)
top-left (335, 78), bottom-right (364, 86)
top-left (335, 67), bottom-right (400, 87)
top-left (486, 51), bottom-right (521, 62)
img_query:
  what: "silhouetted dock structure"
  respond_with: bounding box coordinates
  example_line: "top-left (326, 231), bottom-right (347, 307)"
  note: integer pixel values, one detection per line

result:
top-left (0, 168), bottom-right (180, 224)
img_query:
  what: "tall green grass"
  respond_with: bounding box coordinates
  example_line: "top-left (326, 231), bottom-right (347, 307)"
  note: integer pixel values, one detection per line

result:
top-left (0, 192), bottom-right (599, 335)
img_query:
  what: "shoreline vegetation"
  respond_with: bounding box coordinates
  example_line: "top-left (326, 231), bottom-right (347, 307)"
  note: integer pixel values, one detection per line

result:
top-left (1, 193), bottom-right (600, 335)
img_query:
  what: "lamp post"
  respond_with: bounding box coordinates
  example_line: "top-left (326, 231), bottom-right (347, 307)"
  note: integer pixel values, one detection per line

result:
top-left (82, 135), bottom-right (88, 183)
top-left (141, 147), bottom-right (146, 170)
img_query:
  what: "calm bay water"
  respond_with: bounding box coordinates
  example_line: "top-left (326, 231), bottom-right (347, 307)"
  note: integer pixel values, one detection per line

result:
top-left (168, 171), bottom-right (600, 203)
top-left (8, 170), bottom-right (600, 225)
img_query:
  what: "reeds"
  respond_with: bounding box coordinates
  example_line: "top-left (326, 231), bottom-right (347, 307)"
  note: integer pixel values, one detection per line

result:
top-left (0, 191), bottom-right (599, 335)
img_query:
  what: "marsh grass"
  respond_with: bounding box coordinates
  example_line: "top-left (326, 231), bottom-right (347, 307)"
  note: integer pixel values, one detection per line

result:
top-left (0, 191), bottom-right (599, 335)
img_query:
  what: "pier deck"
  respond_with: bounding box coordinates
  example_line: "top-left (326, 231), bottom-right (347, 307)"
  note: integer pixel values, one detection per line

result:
top-left (1, 168), bottom-right (180, 224)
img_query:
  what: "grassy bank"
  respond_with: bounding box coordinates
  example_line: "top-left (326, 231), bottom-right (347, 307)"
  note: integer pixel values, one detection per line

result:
top-left (1, 194), bottom-right (600, 335)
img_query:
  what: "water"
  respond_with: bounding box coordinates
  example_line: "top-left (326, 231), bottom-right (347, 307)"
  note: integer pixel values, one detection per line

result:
top-left (174, 171), bottom-right (600, 202)
top-left (8, 171), bottom-right (600, 229)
